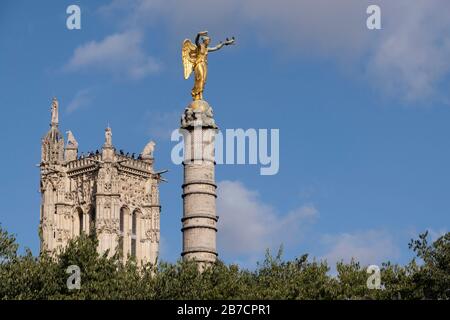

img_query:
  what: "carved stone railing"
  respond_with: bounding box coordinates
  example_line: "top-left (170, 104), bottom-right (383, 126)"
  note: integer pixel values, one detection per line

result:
top-left (65, 153), bottom-right (153, 177)
top-left (66, 154), bottom-right (101, 169)
top-left (116, 154), bottom-right (153, 173)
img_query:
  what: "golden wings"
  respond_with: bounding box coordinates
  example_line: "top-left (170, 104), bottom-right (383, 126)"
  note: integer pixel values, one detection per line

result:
top-left (182, 39), bottom-right (198, 80)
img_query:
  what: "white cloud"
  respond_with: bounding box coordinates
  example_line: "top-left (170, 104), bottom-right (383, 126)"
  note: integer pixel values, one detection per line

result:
top-left (367, 1), bottom-right (450, 101)
top-left (320, 229), bottom-right (399, 268)
top-left (217, 180), bottom-right (318, 262)
top-left (65, 30), bottom-right (160, 79)
top-left (66, 89), bottom-right (92, 114)
top-left (100, 0), bottom-right (450, 101)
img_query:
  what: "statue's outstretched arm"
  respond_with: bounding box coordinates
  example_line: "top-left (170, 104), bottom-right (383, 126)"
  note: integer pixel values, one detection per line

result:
top-left (208, 42), bottom-right (225, 52)
top-left (208, 37), bottom-right (235, 52)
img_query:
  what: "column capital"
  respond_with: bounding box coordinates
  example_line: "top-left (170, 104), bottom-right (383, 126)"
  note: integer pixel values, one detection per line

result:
top-left (181, 100), bottom-right (218, 129)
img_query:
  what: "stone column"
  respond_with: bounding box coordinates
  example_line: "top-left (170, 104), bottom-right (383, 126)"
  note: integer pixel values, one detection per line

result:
top-left (180, 100), bottom-right (218, 265)
top-left (96, 127), bottom-right (119, 257)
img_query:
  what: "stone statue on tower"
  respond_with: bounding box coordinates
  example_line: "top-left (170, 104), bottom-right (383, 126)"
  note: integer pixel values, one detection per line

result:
top-left (51, 97), bottom-right (59, 126)
top-left (104, 126), bottom-right (112, 146)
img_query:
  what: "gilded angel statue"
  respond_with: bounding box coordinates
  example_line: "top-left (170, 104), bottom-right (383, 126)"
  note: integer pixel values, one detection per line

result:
top-left (182, 31), bottom-right (235, 100)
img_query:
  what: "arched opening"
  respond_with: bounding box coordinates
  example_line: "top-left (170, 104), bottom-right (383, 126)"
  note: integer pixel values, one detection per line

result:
top-left (73, 207), bottom-right (83, 236)
top-left (131, 211), bottom-right (138, 258)
top-left (79, 210), bottom-right (83, 235)
top-left (119, 207), bottom-right (129, 258)
top-left (89, 208), bottom-right (96, 236)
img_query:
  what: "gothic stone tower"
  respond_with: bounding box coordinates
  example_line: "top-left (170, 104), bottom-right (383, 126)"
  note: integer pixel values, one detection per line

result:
top-left (180, 100), bottom-right (218, 265)
top-left (39, 98), bottom-right (162, 265)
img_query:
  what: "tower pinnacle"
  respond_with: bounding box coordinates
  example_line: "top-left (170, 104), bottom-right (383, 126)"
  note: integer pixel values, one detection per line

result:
top-left (104, 126), bottom-right (113, 147)
top-left (41, 97), bottom-right (64, 164)
top-left (102, 126), bottom-right (114, 161)
top-left (51, 97), bottom-right (59, 127)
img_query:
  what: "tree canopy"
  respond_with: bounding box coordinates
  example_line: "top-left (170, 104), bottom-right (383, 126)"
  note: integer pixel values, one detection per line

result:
top-left (0, 225), bottom-right (448, 300)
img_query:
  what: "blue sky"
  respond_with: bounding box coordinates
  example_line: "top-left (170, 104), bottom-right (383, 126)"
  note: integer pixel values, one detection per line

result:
top-left (0, 0), bottom-right (449, 268)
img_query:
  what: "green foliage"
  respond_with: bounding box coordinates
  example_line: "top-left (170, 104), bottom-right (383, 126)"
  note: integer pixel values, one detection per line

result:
top-left (0, 225), bottom-right (19, 263)
top-left (409, 231), bottom-right (450, 299)
top-left (0, 225), bottom-right (449, 300)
